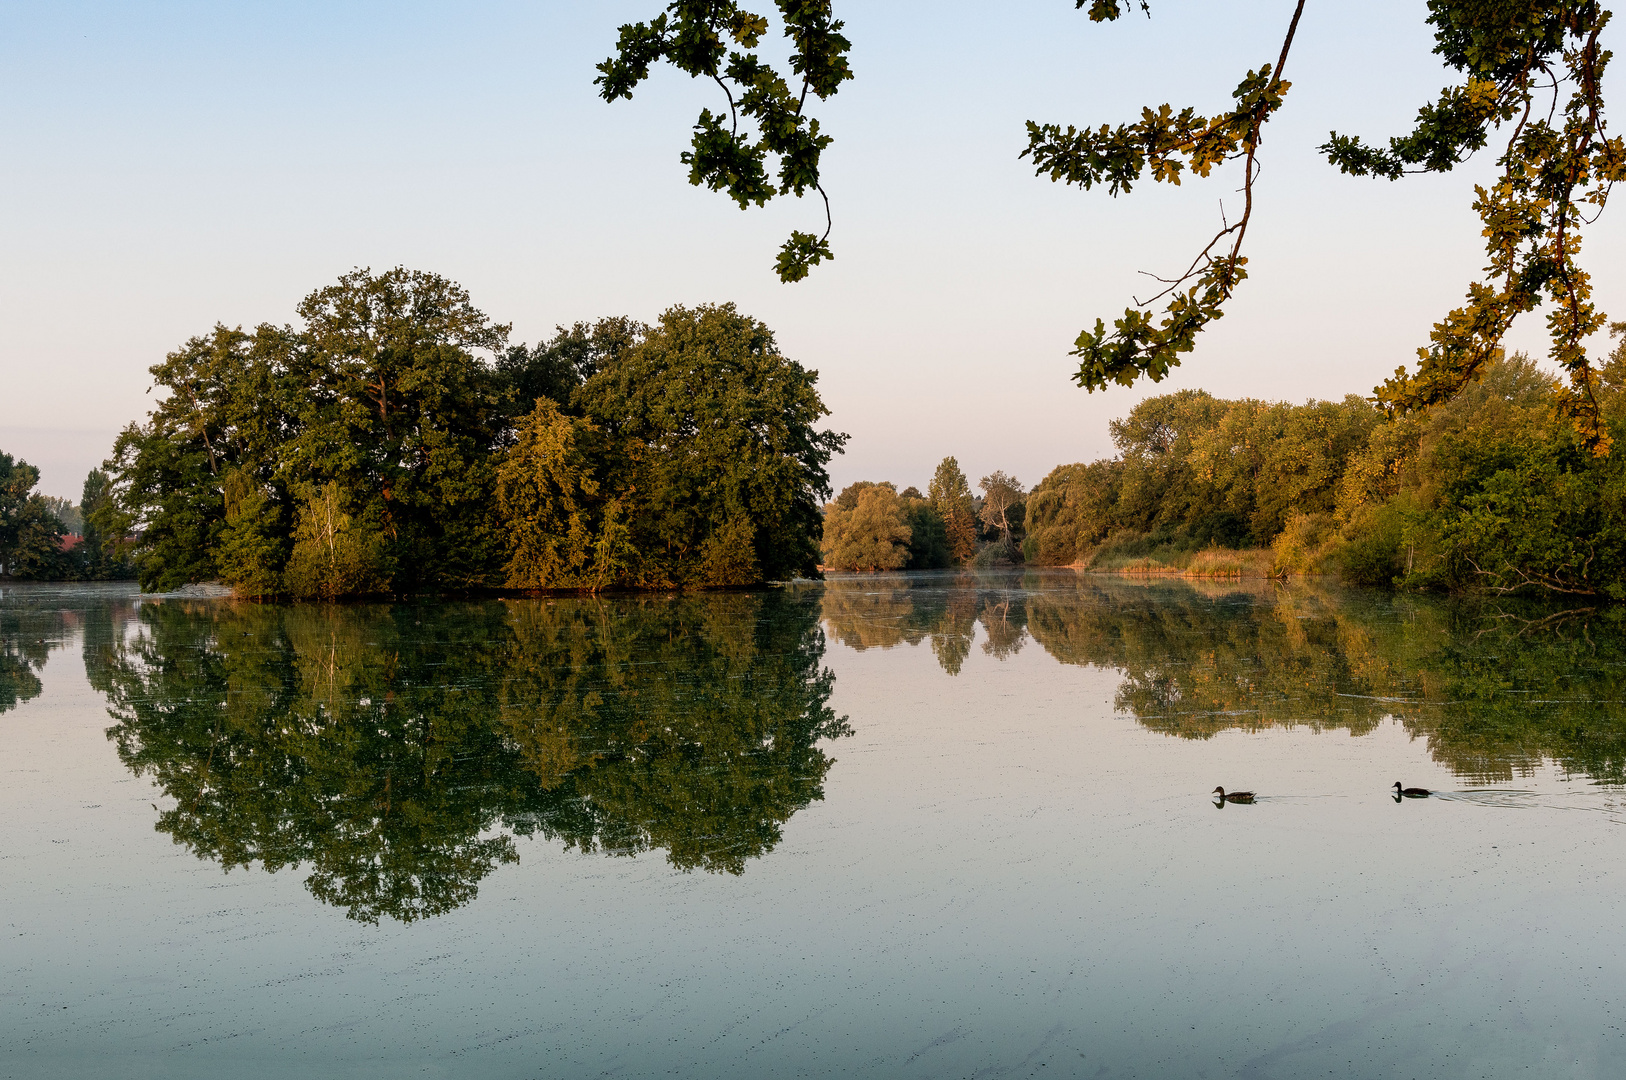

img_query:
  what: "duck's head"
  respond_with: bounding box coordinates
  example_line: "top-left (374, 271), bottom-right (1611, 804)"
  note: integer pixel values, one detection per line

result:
top-left (1212, 787), bottom-right (1225, 796)
top-left (1392, 782), bottom-right (1403, 791)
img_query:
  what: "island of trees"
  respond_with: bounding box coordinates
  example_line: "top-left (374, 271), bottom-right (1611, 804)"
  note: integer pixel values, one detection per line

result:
top-left (8, 268), bottom-right (845, 597)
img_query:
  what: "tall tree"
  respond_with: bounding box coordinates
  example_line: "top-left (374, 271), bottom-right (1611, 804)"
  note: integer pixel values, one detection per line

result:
top-left (291, 267), bottom-right (512, 591)
top-left (0, 453), bottom-right (65, 579)
top-left (575, 302), bottom-right (847, 585)
top-left (105, 269), bottom-right (514, 594)
top-left (929, 456), bottom-right (978, 564)
top-left (978, 471), bottom-right (1026, 547)
top-left (496, 399), bottom-right (637, 590)
top-left (821, 482), bottom-right (911, 571)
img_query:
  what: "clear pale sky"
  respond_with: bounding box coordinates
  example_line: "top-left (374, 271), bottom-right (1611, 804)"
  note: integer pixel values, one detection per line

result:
top-left (3, 1), bottom-right (1622, 500)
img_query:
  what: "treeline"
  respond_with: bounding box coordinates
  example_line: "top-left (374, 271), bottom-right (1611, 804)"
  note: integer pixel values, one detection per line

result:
top-left (0, 454), bottom-right (132, 581)
top-left (832, 348), bottom-right (1626, 598)
top-left (93, 268), bottom-right (844, 597)
top-left (820, 458), bottom-right (1027, 571)
top-left (1027, 350), bottom-right (1626, 596)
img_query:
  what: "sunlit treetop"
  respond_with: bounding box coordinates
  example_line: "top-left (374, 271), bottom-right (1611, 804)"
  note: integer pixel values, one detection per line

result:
top-left (601, 1), bottom-right (1626, 451)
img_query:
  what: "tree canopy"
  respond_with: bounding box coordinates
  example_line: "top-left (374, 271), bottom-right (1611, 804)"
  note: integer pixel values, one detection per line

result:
top-left (821, 482), bottom-right (911, 571)
top-left (102, 273), bottom-right (844, 596)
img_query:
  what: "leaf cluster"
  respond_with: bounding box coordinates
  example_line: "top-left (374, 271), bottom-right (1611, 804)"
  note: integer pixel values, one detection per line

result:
top-left (1322, 2), bottom-right (1626, 449)
top-left (596, 1), bottom-right (852, 281)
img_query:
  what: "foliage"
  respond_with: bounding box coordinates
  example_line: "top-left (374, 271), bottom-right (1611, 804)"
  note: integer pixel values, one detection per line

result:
top-left (1270, 511), bottom-right (1337, 576)
top-left (574, 302), bottom-right (846, 586)
top-left (496, 400), bottom-right (636, 590)
top-left (40, 496), bottom-right (81, 535)
top-left (1023, 460), bottom-right (1122, 565)
top-left (87, 591), bottom-right (849, 922)
top-left (1331, 352), bottom-right (1626, 595)
top-left (103, 275), bottom-right (843, 596)
top-left (600, 2), bottom-right (1626, 450)
top-left (1023, 390), bottom-right (1379, 565)
top-left (1025, 1), bottom-right (1303, 391)
top-left (497, 316), bottom-right (643, 414)
top-left (0, 453), bottom-right (67, 580)
top-left (76, 469), bottom-right (135, 580)
top-left (596, 1), bottom-right (853, 282)
top-left (901, 495), bottom-right (952, 570)
top-left (821, 482), bottom-right (911, 571)
top-left (977, 471), bottom-right (1026, 547)
top-left (928, 456), bottom-right (978, 565)
top-left (281, 482), bottom-right (394, 600)
top-left (103, 270), bottom-right (511, 594)
top-left (1323, 1), bottom-right (1626, 450)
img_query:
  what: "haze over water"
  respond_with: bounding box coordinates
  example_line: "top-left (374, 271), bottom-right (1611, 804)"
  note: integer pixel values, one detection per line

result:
top-left (4, 573), bottom-right (1624, 1078)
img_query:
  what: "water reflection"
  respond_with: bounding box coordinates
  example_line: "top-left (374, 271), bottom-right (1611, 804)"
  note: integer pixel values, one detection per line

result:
top-left (12, 574), bottom-right (1626, 925)
top-left (0, 584), bottom-right (94, 714)
top-left (821, 572), bottom-right (1626, 783)
top-left (84, 591), bottom-right (847, 923)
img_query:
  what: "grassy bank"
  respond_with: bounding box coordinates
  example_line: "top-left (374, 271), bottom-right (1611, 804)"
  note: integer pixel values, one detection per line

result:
top-left (1080, 533), bottom-right (1276, 578)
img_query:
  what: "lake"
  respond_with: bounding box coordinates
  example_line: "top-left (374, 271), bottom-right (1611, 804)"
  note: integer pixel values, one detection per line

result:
top-left (3, 571), bottom-right (1624, 1079)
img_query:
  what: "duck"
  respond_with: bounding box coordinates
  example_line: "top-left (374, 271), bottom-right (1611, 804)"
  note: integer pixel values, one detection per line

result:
top-left (1393, 781), bottom-right (1431, 798)
top-left (1212, 786), bottom-right (1255, 803)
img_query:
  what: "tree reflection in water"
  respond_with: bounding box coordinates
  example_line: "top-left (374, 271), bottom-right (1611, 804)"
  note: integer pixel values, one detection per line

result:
top-left (1, 588), bottom-right (87, 715)
top-left (87, 591), bottom-right (848, 924)
top-left (821, 571), bottom-right (1626, 784)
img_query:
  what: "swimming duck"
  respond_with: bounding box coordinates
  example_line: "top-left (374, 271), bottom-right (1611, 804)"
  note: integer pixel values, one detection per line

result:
top-left (1212, 786), bottom-right (1255, 803)
top-left (1393, 782), bottom-right (1430, 798)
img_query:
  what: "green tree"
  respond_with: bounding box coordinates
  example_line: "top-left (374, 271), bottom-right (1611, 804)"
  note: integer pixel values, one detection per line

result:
top-left (105, 270), bottom-right (520, 595)
top-left (290, 268), bottom-right (511, 591)
top-left (0, 453), bottom-right (66, 579)
top-left (104, 321), bottom-right (300, 591)
top-left (281, 481), bottom-right (394, 599)
top-left (78, 468), bottom-right (134, 580)
top-left (497, 316), bottom-right (644, 416)
top-left (929, 456), bottom-right (978, 565)
top-left (902, 493), bottom-right (952, 569)
top-left (575, 302), bottom-right (847, 586)
top-left (39, 496), bottom-right (81, 535)
top-left (1022, 389), bottom-right (1379, 564)
top-left (1023, 459), bottom-right (1122, 565)
top-left (821, 482), bottom-right (911, 571)
top-left (1331, 353), bottom-right (1626, 595)
top-left (104, 277), bottom-right (845, 597)
top-left (496, 399), bottom-right (637, 590)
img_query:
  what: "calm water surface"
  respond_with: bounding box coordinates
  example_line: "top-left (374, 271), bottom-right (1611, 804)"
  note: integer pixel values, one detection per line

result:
top-left (3, 572), bottom-right (1625, 1078)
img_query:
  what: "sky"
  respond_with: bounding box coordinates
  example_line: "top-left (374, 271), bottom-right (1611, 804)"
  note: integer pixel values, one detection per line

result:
top-left (3, 1), bottom-right (1624, 501)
